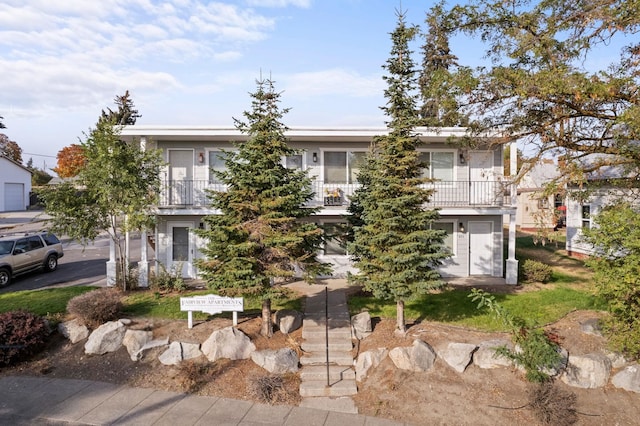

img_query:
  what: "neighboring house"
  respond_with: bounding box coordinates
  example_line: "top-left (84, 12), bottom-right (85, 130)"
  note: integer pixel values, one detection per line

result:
top-left (0, 155), bottom-right (32, 212)
top-left (119, 126), bottom-right (518, 284)
top-left (516, 159), bottom-right (565, 231)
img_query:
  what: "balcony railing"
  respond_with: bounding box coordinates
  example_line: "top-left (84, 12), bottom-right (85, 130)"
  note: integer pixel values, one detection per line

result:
top-left (158, 180), bottom-right (508, 208)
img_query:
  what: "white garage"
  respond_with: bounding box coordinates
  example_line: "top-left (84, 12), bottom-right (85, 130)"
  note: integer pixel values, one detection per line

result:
top-left (0, 156), bottom-right (32, 212)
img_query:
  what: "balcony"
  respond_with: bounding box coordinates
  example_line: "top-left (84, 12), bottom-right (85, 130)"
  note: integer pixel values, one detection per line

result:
top-left (157, 180), bottom-right (509, 209)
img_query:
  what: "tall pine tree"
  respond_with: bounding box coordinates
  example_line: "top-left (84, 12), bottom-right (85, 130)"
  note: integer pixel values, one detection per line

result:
top-left (349, 9), bottom-right (449, 334)
top-left (196, 77), bottom-right (331, 337)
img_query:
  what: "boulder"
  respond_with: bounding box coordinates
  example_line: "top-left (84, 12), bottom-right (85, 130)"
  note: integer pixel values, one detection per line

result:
top-left (355, 348), bottom-right (388, 381)
top-left (274, 310), bottom-right (303, 334)
top-left (136, 337), bottom-right (170, 361)
top-left (251, 348), bottom-right (299, 374)
top-left (159, 341), bottom-right (203, 366)
top-left (58, 319), bottom-right (89, 344)
top-left (473, 339), bottom-right (513, 369)
top-left (579, 318), bottom-right (603, 336)
top-left (561, 353), bottom-right (611, 388)
top-left (438, 342), bottom-right (477, 373)
top-left (351, 312), bottom-right (372, 340)
top-left (201, 326), bottom-right (256, 362)
top-left (606, 351), bottom-right (628, 369)
top-left (612, 364), bottom-right (640, 393)
top-left (389, 339), bottom-right (436, 372)
top-left (123, 329), bottom-right (153, 361)
top-left (84, 321), bottom-right (127, 355)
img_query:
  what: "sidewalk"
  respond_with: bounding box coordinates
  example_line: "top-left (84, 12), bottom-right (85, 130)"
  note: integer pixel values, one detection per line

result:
top-left (0, 375), bottom-right (408, 426)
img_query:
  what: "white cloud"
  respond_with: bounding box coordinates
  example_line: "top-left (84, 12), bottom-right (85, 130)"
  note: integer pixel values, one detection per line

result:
top-left (245, 0), bottom-right (312, 8)
top-left (284, 69), bottom-right (383, 98)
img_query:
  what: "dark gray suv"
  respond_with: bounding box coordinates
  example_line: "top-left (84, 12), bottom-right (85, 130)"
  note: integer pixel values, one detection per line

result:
top-left (0, 232), bottom-right (64, 286)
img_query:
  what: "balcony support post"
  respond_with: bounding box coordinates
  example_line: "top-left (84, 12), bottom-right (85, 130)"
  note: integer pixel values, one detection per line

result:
top-left (506, 142), bottom-right (519, 285)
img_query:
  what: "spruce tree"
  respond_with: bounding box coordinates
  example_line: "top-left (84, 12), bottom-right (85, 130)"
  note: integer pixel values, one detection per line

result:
top-left (349, 9), bottom-right (450, 334)
top-left (196, 77), bottom-right (331, 337)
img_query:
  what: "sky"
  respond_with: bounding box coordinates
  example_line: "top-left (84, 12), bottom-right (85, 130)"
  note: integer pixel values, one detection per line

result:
top-left (0, 0), bottom-right (630, 170)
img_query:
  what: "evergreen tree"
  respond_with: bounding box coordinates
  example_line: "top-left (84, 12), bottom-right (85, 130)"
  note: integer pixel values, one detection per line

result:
top-left (196, 77), bottom-right (331, 337)
top-left (99, 90), bottom-right (141, 126)
top-left (0, 115), bottom-right (5, 129)
top-left (349, 10), bottom-right (450, 334)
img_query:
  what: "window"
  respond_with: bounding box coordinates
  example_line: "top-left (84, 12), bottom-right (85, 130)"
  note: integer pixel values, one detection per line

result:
top-left (285, 154), bottom-right (303, 170)
top-left (324, 151), bottom-right (366, 184)
top-left (537, 197), bottom-right (550, 209)
top-left (419, 151), bottom-right (455, 181)
top-left (323, 222), bottom-right (347, 255)
top-left (208, 151), bottom-right (232, 184)
top-left (432, 222), bottom-right (455, 254)
top-left (581, 205), bottom-right (591, 229)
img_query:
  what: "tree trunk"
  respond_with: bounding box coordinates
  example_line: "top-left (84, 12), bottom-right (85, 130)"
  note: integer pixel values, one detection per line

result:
top-left (396, 299), bottom-right (406, 334)
top-left (261, 298), bottom-right (273, 338)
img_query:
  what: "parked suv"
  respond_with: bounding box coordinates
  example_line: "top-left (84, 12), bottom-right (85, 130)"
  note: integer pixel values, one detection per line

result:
top-left (0, 232), bottom-right (64, 286)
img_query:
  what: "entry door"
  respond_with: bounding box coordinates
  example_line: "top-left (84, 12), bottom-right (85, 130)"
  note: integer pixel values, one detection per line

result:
top-left (168, 222), bottom-right (194, 278)
top-left (168, 150), bottom-right (193, 205)
top-left (469, 221), bottom-right (493, 275)
top-left (469, 151), bottom-right (494, 205)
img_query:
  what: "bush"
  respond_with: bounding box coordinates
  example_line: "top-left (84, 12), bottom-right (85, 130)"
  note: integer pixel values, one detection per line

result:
top-left (246, 373), bottom-right (299, 405)
top-left (0, 311), bottom-right (50, 366)
top-left (67, 288), bottom-right (122, 328)
top-left (528, 381), bottom-right (577, 425)
top-left (150, 262), bottom-right (186, 293)
top-left (522, 259), bottom-right (553, 283)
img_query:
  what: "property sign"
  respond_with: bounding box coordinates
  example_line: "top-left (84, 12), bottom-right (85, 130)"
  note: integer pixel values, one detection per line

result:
top-left (180, 294), bottom-right (244, 328)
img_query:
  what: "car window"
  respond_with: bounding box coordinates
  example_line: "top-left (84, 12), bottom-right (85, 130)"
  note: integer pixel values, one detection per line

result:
top-left (14, 238), bottom-right (29, 253)
top-left (28, 236), bottom-right (44, 250)
top-left (0, 241), bottom-right (14, 255)
top-left (41, 233), bottom-right (61, 245)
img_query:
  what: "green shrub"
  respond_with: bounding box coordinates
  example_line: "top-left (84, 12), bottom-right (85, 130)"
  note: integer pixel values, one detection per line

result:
top-left (0, 311), bottom-right (50, 366)
top-left (522, 259), bottom-right (553, 283)
top-left (67, 288), bottom-right (123, 328)
top-left (150, 262), bottom-right (186, 293)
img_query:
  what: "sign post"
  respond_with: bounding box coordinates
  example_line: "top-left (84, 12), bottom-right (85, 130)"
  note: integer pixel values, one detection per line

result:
top-left (179, 294), bottom-right (244, 329)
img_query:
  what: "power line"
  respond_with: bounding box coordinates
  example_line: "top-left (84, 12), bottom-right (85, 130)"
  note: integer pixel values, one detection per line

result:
top-left (23, 152), bottom-right (56, 158)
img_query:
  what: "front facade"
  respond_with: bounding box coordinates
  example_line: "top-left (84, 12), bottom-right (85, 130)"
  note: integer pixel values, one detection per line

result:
top-left (120, 126), bottom-right (517, 282)
top-left (0, 156), bottom-right (32, 212)
top-left (516, 160), bottom-right (565, 231)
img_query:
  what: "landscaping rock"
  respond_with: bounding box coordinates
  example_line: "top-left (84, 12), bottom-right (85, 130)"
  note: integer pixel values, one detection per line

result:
top-left (274, 310), bottom-right (303, 334)
top-left (201, 326), bottom-right (256, 362)
top-left (123, 329), bottom-right (153, 361)
top-left (251, 348), bottom-right (299, 374)
top-left (606, 351), bottom-right (628, 369)
top-left (438, 342), bottom-right (477, 373)
top-left (58, 319), bottom-right (89, 344)
top-left (84, 321), bottom-right (127, 355)
top-left (561, 353), bottom-right (611, 388)
top-left (355, 348), bottom-right (388, 381)
top-left (389, 339), bottom-right (436, 372)
top-left (580, 318), bottom-right (602, 336)
top-left (136, 337), bottom-right (170, 361)
top-left (612, 364), bottom-right (640, 393)
top-left (159, 341), bottom-right (202, 365)
top-left (473, 339), bottom-right (513, 369)
top-left (351, 312), bottom-right (372, 340)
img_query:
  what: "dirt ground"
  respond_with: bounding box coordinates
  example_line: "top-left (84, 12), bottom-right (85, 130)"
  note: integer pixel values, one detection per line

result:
top-left (2, 306), bottom-right (640, 426)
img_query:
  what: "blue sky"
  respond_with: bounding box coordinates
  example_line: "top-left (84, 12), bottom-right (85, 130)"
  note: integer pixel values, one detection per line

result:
top-left (0, 0), bottom-right (630, 169)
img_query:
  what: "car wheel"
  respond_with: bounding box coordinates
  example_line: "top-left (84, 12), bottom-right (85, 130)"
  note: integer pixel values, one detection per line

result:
top-left (0, 268), bottom-right (10, 286)
top-left (45, 255), bottom-right (58, 272)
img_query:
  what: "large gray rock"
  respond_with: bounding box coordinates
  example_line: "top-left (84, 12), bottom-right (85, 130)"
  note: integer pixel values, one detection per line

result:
top-left (274, 310), bottom-right (303, 334)
top-left (355, 348), bottom-right (388, 381)
top-left (123, 329), bottom-right (153, 361)
top-left (159, 341), bottom-right (203, 365)
top-left (351, 312), bottom-right (372, 340)
top-left (438, 342), bottom-right (477, 373)
top-left (58, 319), bottom-right (89, 344)
top-left (251, 348), bottom-right (299, 374)
top-left (84, 321), bottom-right (127, 355)
top-left (389, 339), bottom-right (436, 372)
top-left (612, 364), bottom-right (640, 393)
top-left (561, 353), bottom-right (611, 388)
top-left (606, 351), bottom-right (628, 369)
top-left (473, 339), bottom-right (513, 369)
top-left (201, 326), bottom-right (256, 362)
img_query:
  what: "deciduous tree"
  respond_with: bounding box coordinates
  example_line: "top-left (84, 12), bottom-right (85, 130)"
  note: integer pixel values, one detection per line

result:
top-left (53, 144), bottom-right (86, 178)
top-left (196, 77), bottom-right (331, 337)
top-left (0, 134), bottom-right (23, 164)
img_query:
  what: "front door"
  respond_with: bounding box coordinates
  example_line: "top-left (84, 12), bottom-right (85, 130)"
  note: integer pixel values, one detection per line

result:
top-left (469, 221), bottom-right (493, 275)
top-left (168, 222), bottom-right (194, 278)
top-left (469, 151), bottom-right (494, 205)
top-left (168, 150), bottom-right (194, 205)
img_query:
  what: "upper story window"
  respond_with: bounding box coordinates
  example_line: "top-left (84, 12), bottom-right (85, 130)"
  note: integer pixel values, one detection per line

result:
top-left (208, 151), bottom-right (233, 184)
top-left (419, 151), bottom-right (455, 181)
top-left (324, 151), bottom-right (366, 184)
top-left (581, 205), bottom-right (591, 229)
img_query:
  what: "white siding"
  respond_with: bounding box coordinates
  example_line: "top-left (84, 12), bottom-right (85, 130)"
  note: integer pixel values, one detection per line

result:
top-left (0, 157), bottom-right (32, 212)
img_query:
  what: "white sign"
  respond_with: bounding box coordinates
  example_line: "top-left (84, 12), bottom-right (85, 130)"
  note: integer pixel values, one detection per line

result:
top-left (180, 294), bottom-right (244, 328)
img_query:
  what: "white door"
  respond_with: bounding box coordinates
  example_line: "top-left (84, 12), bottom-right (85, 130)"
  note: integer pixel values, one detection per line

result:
top-left (4, 183), bottom-right (25, 211)
top-left (469, 151), bottom-right (494, 205)
top-left (469, 221), bottom-right (493, 275)
top-left (168, 222), bottom-right (194, 278)
top-left (168, 150), bottom-right (193, 205)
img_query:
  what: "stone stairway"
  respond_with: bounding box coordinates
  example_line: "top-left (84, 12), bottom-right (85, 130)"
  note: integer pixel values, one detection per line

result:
top-left (299, 288), bottom-right (358, 414)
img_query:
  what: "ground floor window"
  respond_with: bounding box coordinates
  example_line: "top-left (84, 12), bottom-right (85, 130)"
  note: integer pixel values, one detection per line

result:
top-left (432, 221), bottom-right (455, 255)
top-left (581, 205), bottom-right (591, 229)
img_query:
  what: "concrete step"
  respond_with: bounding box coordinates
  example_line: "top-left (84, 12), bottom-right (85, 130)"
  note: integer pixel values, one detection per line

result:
top-left (302, 326), bottom-right (352, 340)
top-left (303, 317), bottom-right (351, 329)
top-left (300, 365), bottom-right (356, 381)
top-left (301, 338), bottom-right (353, 352)
top-left (299, 379), bottom-right (358, 397)
top-left (300, 397), bottom-right (358, 414)
top-left (300, 351), bottom-right (354, 366)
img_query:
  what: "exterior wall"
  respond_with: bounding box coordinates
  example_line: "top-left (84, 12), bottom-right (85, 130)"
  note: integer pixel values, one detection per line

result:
top-left (0, 157), bottom-right (32, 212)
top-left (566, 190), bottom-right (609, 257)
top-left (517, 192), bottom-right (556, 230)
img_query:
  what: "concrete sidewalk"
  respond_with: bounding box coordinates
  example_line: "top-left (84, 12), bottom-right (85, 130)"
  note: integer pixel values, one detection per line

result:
top-left (0, 376), bottom-right (408, 425)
